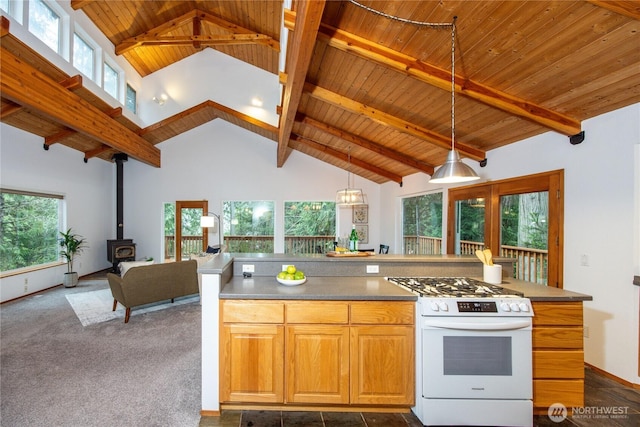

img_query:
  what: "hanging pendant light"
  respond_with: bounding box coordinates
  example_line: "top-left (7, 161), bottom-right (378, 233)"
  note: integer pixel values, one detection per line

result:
top-left (430, 18), bottom-right (480, 184)
top-left (336, 147), bottom-right (365, 207)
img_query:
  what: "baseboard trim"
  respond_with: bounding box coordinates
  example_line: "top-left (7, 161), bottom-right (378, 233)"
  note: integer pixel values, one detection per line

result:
top-left (585, 363), bottom-right (640, 390)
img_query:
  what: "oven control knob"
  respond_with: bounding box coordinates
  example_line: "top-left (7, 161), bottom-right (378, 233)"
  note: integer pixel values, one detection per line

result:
top-left (509, 302), bottom-right (521, 312)
top-left (519, 303), bottom-right (530, 312)
top-left (438, 301), bottom-right (449, 311)
top-left (430, 301), bottom-right (440, 311)
top-left (500, 302), bottom-right (511, 312)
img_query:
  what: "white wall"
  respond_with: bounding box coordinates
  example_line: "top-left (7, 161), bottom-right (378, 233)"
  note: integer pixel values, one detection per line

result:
top-left (123, 119), bottom-right (382, 261)
top-left (0, 123), bottom-right (115, 302)
top-left (382, 103), bottom-right (640, 385)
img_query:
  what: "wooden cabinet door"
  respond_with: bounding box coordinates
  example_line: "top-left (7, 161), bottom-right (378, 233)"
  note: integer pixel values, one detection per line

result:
top-left (220, 324), bottom-right (284, 403)
top-left (350, 325), bottom-right (414, 405)
top-left (286, 325), bottom-right (350, 404)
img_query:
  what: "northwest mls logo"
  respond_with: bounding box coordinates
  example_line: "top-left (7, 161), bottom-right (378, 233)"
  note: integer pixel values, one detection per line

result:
top-left (548, 403), bottom-right (568, 422)
top-left (548, 402), bottom-right (630, 422)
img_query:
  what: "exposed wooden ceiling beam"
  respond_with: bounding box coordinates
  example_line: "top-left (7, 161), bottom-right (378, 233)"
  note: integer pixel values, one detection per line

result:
top-left (304, 82), bottom-right (486, 162)
top-left (285, 9), bottom-right (581, 137)
top-left (290, 133), bottom-right (403, 184)
top-left (116, 9), bottom-right (279, 56)
top-left (83, 144), bottom-right (111, 162)
top-left (0, 100), bottom-right (23, 118)
top-left (2, 74), bottom-right (83, 119)
top-left (587, 1), bottom-right (640, 20)
top-left (277, 0), bottom-right (326, 167)
top-left (44, 107), bottom-right (123, 148)
top-left (69, 0), bottom-right (96, 9)
top-left (0, 47), bottom-right (161, 167)
top-left (297, 115), bottom-right (435, 175)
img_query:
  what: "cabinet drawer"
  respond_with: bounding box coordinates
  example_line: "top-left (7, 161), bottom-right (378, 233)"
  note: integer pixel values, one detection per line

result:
top-left (533, 379), bottom-right (584, 408)
top-left (350, 301), bottom-right (415, 325)
top-left (533, 327), bottom-right (584, 349)
top-left (532, 302), bottom-right (583, 326)
top-left (533, 350), bottom-right (585, 378)
top-left (222, 300), bottom-right (284, 323)
top-left (286, 301), bottom-right (349, 324)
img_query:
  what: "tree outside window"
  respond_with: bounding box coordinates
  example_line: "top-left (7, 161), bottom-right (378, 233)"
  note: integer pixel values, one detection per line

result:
top-left (402, 192), bottom-right (443, 254)
top-left (0, 190), bottom-right (62, 271)
top-left (284, 201), bottom-right (336, 254)
top-left (223, 201), bottom-right (274, 253)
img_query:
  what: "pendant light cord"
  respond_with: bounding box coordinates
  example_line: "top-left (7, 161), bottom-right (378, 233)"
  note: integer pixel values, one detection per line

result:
top-left (451, 17), bottom-right (457, 152)
top-left (348, 0), bottom-right (453, 29)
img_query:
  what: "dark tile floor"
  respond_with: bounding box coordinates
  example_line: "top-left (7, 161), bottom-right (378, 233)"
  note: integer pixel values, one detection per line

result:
top-left (199, 366), bottom-right (640, 426)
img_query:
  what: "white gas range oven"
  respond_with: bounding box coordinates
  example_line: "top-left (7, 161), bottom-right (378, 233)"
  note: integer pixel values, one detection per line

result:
top-left (385, 277), bottom-right (534, 427)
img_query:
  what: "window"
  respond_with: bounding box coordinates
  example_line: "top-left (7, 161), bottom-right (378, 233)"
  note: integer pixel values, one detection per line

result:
top-left (103, 61), bottom-right (119, 100)
top-left (402, 192), bottom-right (443, 254)
top-left (284, 201), bottom-right (336, 254)
top-left (28, 0), bottom-right (61, 53)
top-left (73, 32), bottom-right (95, 80)
top-left (0, 189), bottom-right (63, 272)
top-left (125, 84), bottom-right (137, 114)
top-left (0, 0), bottom-right (21, 21)
top-left (447, 170), bottom-right (563, 287)
top-left (223, 201), bottom-right (274, 253)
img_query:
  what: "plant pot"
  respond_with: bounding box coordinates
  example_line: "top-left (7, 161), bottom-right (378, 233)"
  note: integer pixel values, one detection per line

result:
top-left (63, 272), bottom-right (79, 288)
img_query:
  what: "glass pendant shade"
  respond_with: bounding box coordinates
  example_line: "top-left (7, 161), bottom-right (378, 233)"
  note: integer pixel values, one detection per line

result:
top-left (429, 150), bottom-right (480, 184)
top-left (336, 188), bottom-right (365, 206)
top-left (336, 147), bottom-right (366, 207)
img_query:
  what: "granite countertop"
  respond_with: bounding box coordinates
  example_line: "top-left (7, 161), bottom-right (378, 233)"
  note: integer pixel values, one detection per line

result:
top-left (219, 275), bottom-right (592, 302)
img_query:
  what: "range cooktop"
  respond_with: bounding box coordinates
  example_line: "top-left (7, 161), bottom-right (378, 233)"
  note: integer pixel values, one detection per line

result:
top-left (385, 277), bottom-right (524, 298)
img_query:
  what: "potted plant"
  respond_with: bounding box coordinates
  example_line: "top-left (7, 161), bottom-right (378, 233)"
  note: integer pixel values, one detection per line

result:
top-left (59, 228), bottom-right (88, 288)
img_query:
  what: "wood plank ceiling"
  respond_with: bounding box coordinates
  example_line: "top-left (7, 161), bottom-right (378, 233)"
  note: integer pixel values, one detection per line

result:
top-left (1, 1), bottom-right (639, 183)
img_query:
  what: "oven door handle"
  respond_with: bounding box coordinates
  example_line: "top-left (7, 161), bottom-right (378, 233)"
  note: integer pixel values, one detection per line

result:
top-left (422, 318), bottom-right (532, 331)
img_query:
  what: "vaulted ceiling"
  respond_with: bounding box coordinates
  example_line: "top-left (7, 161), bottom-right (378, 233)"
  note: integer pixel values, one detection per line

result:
top-left (1, 1), bottom-right (639, 183)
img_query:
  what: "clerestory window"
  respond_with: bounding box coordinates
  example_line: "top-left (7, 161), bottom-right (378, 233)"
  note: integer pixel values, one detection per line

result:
top-left (28, 0), bottom-right (61, 54)
top-left (73, 32), bottom-right (95, 80)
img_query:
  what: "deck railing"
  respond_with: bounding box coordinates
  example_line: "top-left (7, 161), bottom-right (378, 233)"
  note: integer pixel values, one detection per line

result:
top-left (403, 236), bottom-right (548, 285)
top-left (165, 235), bottom-right (548, 284)
top-left (165, 235), bottom-right (336, 258)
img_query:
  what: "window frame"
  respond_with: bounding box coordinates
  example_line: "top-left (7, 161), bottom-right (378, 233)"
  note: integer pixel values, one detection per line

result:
top-left (103, 59), bottom-right (121, 101)
top-left (28, 0), bottom-right (63, 55)
top-left (0, 188), bottom-right (65, 275)
top-left (125, 83), bottom-right (137, 114)
top-left (284, 201), bottom-right (336, 254)
top-left (223, 200), bottom-right (275, 253)
top-left (401, 191), bottom-right (444, 255)
top-left (447, 170), bottom-right (564, 287)
top-left (72, 29), bottom-right (96, 81)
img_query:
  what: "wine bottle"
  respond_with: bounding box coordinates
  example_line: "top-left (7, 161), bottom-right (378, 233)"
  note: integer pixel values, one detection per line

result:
top-left (349, 225), bottom-right (358, 251)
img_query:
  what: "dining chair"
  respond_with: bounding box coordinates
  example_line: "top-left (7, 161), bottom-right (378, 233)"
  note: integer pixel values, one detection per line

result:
top-left (379, 244), bottom-right (389, 254)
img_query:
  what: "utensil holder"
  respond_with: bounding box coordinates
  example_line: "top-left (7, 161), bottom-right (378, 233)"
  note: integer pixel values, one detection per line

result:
top-left (483, 264), bottom-right (502, 284)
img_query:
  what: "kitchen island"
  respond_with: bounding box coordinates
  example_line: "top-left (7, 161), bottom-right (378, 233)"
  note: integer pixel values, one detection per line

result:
top-left (198, 253), bottom-right (592, 417)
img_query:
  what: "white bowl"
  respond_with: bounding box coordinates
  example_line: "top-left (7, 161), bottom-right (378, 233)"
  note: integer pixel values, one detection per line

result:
top-left (276, 277), bottom-right (306, 286)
